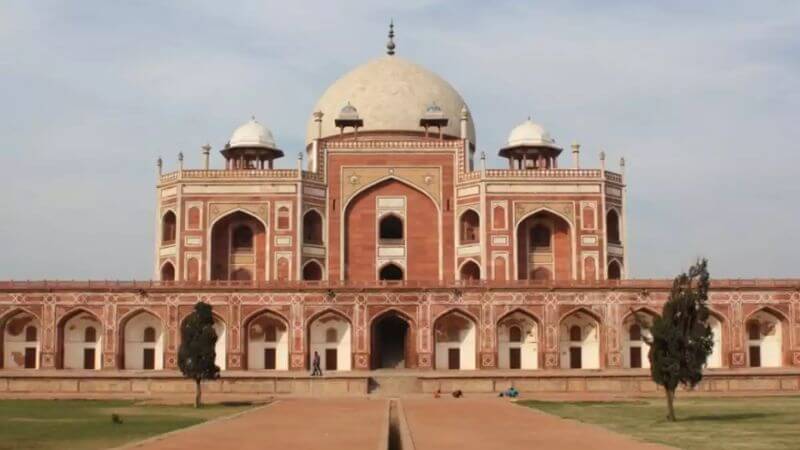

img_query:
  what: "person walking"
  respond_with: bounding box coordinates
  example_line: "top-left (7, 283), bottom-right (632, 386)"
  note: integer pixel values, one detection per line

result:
top-left (311, 351), bottom-right (322, 376)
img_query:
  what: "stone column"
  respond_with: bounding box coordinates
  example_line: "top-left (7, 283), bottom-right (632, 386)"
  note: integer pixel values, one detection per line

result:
top-left (477, 297), bottom-right (495, 368)
top-left (416, 296), bottom-right (433, 369)
top-left (543, 298), bottom-right (559, 369)
top-left (40, 300), bottom-right (57, 369)
top-left (290, 301), bottom-right (306, 370)
top-left (605, 301), bottom-right (622, 368)
top-left (102, 302), bottom-right (118, 369)
top-left (164, 302), bottom-right (179, 369)
top-left (227, 300), bottom-right (244, 370)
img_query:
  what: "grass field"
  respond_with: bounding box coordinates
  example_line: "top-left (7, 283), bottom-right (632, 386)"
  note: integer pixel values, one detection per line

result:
top-left (520, 396), bottom-right (800, 450)
top-left (0, 399), bottom-right (255, 450)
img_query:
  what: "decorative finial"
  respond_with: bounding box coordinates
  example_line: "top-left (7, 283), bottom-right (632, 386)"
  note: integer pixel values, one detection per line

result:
top-left (620, 156), bottom-right (626, 167)
top-left (201, 143), bottom-right (211, 153)
top-left (251, 115), bottom-right (256, 121)
top-left (178, 151), bottom-right (184, 161)
top-left (157, 157), bottom-right (163, 167)
top-left (599, 150), bottom-right (606, 161)
top-left (386, 20), bottom-right (396, 55)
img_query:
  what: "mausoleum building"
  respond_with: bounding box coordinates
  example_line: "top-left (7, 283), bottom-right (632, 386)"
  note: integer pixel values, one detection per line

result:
top-left (1, 28), bottom-right (798, 384)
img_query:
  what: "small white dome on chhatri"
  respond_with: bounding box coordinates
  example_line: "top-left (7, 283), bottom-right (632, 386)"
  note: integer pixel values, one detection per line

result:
top-left (338, 102), bottom-right (360, 120)
top-left (227, 117), bottom-right (277, 150)
top-left (505, 118), bottom-right (559, 149)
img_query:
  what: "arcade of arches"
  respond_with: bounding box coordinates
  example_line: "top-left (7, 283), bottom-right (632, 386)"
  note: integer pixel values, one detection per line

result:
top-left (0, 293), bottom-right (796, 372)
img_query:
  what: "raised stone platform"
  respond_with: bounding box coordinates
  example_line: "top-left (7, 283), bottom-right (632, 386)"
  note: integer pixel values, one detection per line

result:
top-left (1, 368), bottom-right (798, 398)
top-left (417, 368), bottom-right (800, 395)
top-left (0, 370), bottom-right (369, 397)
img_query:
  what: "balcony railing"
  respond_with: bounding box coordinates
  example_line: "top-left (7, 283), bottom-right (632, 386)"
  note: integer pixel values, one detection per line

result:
top-left (1, 278), bottom-right (797, 292)
top-left (160, 169), bottom-right (299, 184)
top-left (458, 169), bottom-right (624, 183)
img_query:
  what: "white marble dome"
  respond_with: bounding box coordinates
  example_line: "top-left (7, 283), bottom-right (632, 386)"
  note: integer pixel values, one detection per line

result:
top-left (506, 119), bottom-right (559, 149)
top-left (228, 117), bottom-right (277, 149)
top-left (306, 55), bottom-right (475, 144)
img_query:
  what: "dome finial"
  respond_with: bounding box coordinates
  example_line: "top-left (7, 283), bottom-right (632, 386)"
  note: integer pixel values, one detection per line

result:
top-left (386, 19), bottom-right (396, 55)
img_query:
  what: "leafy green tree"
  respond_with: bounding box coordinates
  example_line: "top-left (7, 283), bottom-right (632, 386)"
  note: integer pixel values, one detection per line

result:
top-left (646, 259), bottom-right (714, 421)
top-left (178, 302), bottom-right (220, 408)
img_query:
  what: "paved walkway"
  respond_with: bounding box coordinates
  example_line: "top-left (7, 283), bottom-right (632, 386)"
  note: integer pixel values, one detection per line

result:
top-left (128, 398), bottom-right (387, 450)
top-left (126, 397), bottom-right (668, 450)
top-left (401, 398), bottom-right (669, 450)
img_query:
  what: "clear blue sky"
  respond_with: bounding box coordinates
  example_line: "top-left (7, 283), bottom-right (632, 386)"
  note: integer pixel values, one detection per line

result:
top-left (1, 1), bottom-right (798, 279)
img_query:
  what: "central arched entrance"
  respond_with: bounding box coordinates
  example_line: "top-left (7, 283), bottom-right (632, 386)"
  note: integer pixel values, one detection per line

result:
top-left (371, 312), bottom-right (413, 369)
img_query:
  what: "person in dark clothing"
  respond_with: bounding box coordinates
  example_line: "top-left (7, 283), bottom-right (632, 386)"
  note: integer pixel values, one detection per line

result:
top-left (311, 351), bottom-right (322, 376)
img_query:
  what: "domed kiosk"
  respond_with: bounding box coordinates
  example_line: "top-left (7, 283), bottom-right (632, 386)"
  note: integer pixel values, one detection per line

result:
top-left (222, 117), bottom-right (283, 169)
top-left (499, 118), bottom-right (562, 169)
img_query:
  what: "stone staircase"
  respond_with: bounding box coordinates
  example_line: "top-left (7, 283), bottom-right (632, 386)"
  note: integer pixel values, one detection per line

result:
top-left (369, 374), bottom-right (423, 395)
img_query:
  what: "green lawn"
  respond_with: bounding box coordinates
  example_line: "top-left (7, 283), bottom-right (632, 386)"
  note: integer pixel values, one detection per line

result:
top-left (0, 399), bottom-right (255, 450)
top-left (520, 396), bottom-right (800, 450)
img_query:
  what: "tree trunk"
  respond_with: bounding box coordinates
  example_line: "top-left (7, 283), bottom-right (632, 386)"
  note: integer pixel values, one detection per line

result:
top-left (195, 379), bottom-right (202, 409)
top-left (665, 388), bottom-right (676, 422)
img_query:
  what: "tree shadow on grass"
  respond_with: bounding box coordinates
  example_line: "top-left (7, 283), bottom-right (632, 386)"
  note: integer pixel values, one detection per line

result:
top-left (681, 412), bottom-right (780, 422)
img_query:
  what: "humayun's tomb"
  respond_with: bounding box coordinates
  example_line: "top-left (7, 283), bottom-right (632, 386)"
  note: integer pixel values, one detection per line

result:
top-left (1, 27), bottom-right (798, 396)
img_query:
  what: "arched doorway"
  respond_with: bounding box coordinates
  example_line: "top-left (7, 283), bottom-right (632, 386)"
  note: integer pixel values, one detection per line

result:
top-left (303, 210), bottom-right (323, 245)
top-left (379, 263), bottom-right (404, 281)
top-left (160, 262), bottom-right (175, 282)
top-left (622, 311), bottom-right (656, 369)
top-left (1, 310), bottom-right (40, 369)
top-left (559, 310), bottom-right (600, 369)
top-left (122, 311), bottom-right (163, 370)
top-left (161, 211), bottom-right (176, 245)
top-left (606, 209), bottom-right (621, 244)
top-left (212, 318), bottom-right (227, 370)
top-left (706, 315), bottom-right (724, 368)
top-left (459, 210), bottom-right (480, 244)
top-left (746, 309), bottom-right (783, 368)
top-left (245, 311), bottom-right (288, 370)
top-left (59, 311), bottom-right (102, 370)
top-left (497, 311), bottom-right (539, 369)
top-left (344, 178), bottom-right (440, 282)
top-left (371, 312), bottom-right (413, 369)
top-left (210, 211), bottom-right (266, 281)
top-left (608, 260), bottom-right (622, 280)
top-left (308, 311), bottom-right (351, 371)
top-left (433, 310), bottom-right (477, 370)
top-left (459, 261), bottom-right (481, 281)
top-left (516, 210), bottom-right (572, 281)
top-left (303, 261), bottom-right (323, 281)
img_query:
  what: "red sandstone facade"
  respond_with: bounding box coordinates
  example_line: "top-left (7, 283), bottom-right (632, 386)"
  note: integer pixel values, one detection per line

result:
top-left (1, 44), bottom-right (798, 375)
